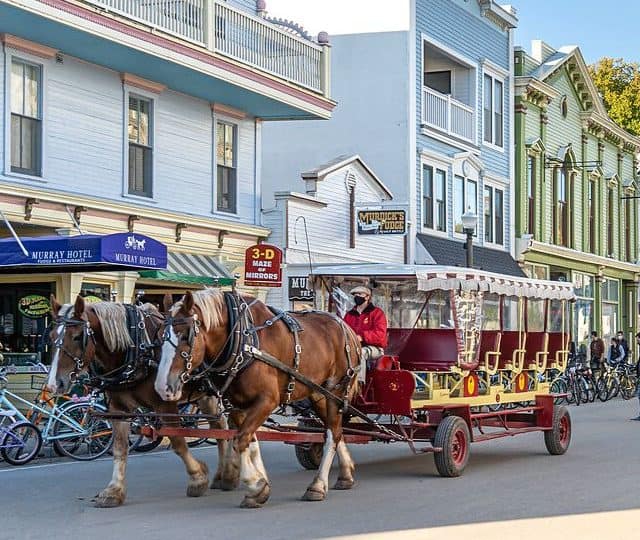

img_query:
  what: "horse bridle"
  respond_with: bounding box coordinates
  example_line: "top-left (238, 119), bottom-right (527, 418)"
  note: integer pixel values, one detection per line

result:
top-left (52, 313), bottom-right (95, 382)
top-left (161, 314), bottom-right (201, 384)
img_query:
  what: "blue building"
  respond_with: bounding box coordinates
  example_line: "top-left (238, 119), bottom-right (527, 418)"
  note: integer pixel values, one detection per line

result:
top-left (0, 0), bottom-right (333, 358)
top-left (262, 0), bottom-right (521, 274)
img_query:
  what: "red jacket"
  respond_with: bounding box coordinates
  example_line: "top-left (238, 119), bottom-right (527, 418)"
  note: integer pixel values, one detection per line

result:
top-left (344, 304), bottom-right (388, 348)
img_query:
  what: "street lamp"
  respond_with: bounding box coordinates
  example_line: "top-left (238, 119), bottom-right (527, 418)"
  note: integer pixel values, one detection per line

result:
top-left (461, 210), bottom-right (479, 268)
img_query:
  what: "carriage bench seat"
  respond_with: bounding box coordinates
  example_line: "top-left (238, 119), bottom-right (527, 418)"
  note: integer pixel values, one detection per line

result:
top-left (524, 332), bottom-right (548, 370)
top-left (547, 332), bottom-right (570, 369)
top-left (498, 331), bottom-right (525, 370)
top-left (387, 328), bottom-right (459, 372)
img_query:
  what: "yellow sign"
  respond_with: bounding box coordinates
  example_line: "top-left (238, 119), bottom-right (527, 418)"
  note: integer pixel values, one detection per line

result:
top-left (18, 295), bottom-right (50, 319)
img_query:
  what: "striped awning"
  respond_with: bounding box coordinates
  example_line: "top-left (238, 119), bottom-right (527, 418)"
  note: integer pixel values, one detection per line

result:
top-left (138, 252), bottom-right (235, 286)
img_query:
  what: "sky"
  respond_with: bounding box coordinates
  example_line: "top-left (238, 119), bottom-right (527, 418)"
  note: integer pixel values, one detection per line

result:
top-left (265, 0), bottom-right (640, 64)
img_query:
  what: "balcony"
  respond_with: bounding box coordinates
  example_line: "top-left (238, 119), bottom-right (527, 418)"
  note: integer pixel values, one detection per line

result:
top-left (85, 0), bottom-right (328, 95)
top-left (422, 86), bottom-right (474, 143)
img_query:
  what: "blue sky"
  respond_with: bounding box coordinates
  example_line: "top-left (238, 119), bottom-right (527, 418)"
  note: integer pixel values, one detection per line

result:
top-left (514, 0), bottom-right (639, 63)
top-left (266, 0), bottom-right (638, 64)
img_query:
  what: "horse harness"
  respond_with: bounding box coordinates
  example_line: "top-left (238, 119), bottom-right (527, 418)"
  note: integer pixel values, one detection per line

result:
top-left (88, 305), bottom-right (163, 390)
top-left (53, 308), bottom-right (96, 382)
top-left (162, 292), bottom-right (356, 409)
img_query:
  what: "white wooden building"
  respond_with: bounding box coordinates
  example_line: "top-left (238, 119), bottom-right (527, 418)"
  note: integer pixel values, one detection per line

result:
top-left (263, 155), bottom-right (406, 309)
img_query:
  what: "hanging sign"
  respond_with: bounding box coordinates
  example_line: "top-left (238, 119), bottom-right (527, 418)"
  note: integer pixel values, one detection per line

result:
top-left (357, 209), bottom-right (406, 235)
top-left (244, 244), bottom-right (283, 287)
top-left (18, 295), bottom-right (50, 319)
top-left (288, 276), bottom-right (314, 301)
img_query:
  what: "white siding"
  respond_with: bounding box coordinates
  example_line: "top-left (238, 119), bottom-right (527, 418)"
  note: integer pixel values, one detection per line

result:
top-left (261, 31), bottom-right (411, 209)
top-left (1, 53), bottom-right (259, 225)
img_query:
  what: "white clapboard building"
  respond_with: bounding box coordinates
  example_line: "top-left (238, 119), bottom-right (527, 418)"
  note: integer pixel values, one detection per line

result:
top-left (262, 155), bottom-right (406, 309)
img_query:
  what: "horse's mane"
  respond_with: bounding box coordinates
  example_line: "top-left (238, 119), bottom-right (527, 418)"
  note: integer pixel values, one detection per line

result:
top-left (91, 303), bottom-right (134, 352)
top-left (172, 288), bottom-right (225, 330)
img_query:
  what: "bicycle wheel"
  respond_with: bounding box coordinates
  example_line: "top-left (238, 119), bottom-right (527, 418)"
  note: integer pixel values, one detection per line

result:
top-left (180, 404), bottom-right (209, 448)
top-left (620, 376), bottom-right (636, 400)
top-left (52, 403), bottom-right (113, 461)
top-left (596, 377), bottom-right (609, 402)
top-left (1, 421), bottom-right (42, 466)
top-left (550, 378), bottom-right (567, 405)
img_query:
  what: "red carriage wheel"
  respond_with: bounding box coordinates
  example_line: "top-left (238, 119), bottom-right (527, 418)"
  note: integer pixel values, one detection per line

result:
top-left (544, 405), bottom-right (571, 455)
top-left (433, 416), bottom-right (470, 477)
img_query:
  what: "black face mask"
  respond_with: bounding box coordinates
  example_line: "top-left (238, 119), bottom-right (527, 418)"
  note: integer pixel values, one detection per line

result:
top-left (353, 296), bottom-right (366, 306)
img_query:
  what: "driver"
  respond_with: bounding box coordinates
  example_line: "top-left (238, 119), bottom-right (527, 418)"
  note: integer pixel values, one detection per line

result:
top-left (343, 286), bottom-right (388, 381)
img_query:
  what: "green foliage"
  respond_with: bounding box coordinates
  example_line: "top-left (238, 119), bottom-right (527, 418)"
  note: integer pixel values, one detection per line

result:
top-left (589, 57), bottom-right (640, 136)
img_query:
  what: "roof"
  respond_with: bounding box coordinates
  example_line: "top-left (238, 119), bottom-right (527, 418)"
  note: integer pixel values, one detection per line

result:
top-left (311, 263), bottom-right (575, 300)
top-left (300, 154), bottom-right (393, 199)
top-left (417, 234), bottom-right (526, 277)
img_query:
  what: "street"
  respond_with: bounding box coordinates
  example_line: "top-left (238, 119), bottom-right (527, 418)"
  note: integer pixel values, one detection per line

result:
top-left (1, 399), bottom-right (639, 540)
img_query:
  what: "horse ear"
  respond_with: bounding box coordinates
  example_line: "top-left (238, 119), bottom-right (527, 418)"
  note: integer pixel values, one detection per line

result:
top-left (50, 295), bottom-right (62, 317)
top-left (74, 295), bottom-right (86, 317)
top-left (182, 291), bottom-right (195, 314)
top-left (162, 294), bottom-right (173, 314)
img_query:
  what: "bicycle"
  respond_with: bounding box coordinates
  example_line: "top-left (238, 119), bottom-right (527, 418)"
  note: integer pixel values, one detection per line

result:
top-left (0, 385), bottom-right (42, 466)
top-left (0, 366), bottom-right (113, 461)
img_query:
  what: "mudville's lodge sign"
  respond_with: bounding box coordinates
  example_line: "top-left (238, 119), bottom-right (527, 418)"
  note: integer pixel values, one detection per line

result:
top-left (357, 209), bottom-right (406, 235)
top-left (288, 276), bottom-right (314, 301)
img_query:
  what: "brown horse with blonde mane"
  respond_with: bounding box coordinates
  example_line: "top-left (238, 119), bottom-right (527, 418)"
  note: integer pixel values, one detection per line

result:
top-left (154, 289), bottom-right (361, 508)
top-left (47, 295), bottom-right (238, 508)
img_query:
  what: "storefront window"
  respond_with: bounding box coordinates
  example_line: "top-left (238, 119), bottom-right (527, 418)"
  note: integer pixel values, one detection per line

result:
top-left (80, 282), bottom-right (111, 302)
top-left (602, 278), bottom-right (619, 342)
top-left (0, 283), bottom-right (54, 364)
top-left (523, 264), bottom-right (548, 280)
top-left (548, 300), bottom-right (569, 333)
top-left (573, 272), bottom-right (594, 349)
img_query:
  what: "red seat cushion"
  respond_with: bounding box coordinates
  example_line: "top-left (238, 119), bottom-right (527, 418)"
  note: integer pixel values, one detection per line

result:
top-left (388, 328), bottom-right (458, 371)
top-left (525, 332), bottom-right (547, 365)
top-left (498, 331), bottom-right (523, 369)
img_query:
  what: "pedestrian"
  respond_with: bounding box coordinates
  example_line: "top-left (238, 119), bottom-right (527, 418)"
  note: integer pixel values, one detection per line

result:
top-left (607, 337), bottom-right (624, 366)
top-left (589, 331), bottom-right (605, 372)
top-left (343, 286), bottom-right (388, 383)
top-left (616, 331), bottom-right (630, 363)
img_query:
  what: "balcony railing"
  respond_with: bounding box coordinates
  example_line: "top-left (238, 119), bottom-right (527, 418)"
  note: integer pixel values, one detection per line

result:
top-left (422, 86), bottom-right (474, 143)
top-left (85, 1), bottom-right (328, 95)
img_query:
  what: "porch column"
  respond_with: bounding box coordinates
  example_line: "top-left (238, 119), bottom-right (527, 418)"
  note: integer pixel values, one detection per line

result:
top-left (57, 274), bottom-right (84, 304)
top-left (115, 272), bottom-right (139, 303)
top-left (594, 270), bottom-right (604, 337)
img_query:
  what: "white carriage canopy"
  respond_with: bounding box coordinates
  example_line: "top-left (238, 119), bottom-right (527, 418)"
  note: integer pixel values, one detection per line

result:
top-left (312, 264), bottom-right (576, 301)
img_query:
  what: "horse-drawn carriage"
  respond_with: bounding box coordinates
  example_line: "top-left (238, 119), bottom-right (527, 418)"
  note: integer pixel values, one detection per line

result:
top-left (48, 263), bottom-right (575, 507)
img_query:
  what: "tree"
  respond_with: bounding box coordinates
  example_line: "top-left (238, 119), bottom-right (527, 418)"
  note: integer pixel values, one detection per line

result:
top-left (589, 57), bottom-right (640, 136)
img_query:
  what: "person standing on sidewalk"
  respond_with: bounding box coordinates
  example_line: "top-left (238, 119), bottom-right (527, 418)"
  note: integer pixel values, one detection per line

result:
top-left (632, 333), bottom-right (640, 421)
top-left (589, 331), bottom-right (605, 372)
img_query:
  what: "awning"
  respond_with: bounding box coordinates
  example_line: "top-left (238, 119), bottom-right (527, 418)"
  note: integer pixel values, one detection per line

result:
top-left (417, 234), bottom-right (526, 278)
top-left (138, 252), bottom-right (235, 286)
top-left (0, 232), bottom-right (167, 274)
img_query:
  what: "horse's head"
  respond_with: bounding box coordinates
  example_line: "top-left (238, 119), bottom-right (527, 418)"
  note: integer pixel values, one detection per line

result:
top-left (155, 290), bottom-right (226, 401)
top-left (47, 295), bottom-right (95, 393)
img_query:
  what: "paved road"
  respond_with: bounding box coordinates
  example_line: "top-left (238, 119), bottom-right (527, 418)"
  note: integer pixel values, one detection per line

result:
top-left (2, 399), bottom-right (639, 540)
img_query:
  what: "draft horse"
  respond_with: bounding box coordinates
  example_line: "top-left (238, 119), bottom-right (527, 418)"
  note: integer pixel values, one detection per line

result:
top-left (154, 289), bottom-right (361, 508)
top-left (47, 295), bottom-right (238, 508)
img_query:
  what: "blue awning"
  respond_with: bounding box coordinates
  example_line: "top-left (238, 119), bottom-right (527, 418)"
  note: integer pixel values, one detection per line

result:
top-left (0, 233), bottom-right (167, 274)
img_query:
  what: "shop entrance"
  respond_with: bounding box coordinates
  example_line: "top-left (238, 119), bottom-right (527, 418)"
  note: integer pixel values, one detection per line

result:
top-left (0, 282), bottom-right (54, 365)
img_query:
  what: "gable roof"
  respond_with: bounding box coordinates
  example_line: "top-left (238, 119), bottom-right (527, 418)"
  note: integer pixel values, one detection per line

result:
top-left (300, 154), bottom-right (393, 199)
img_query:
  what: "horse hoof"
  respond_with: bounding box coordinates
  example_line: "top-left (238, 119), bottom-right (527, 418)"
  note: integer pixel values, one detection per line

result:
top-left (333, 478), bottom-right (355, 490)
top-left (220, 474), bottom-right (240, 491)
top-left (239, 497), bottom-right (263, 509)
top-left (93, 489), bottom-right (125, 508)
top-left (187, 479), bottom-right (209, 497)
top-left (210, 475), bottom-right (223, 490)
top-left (301, 487), bottom-right (326, 502)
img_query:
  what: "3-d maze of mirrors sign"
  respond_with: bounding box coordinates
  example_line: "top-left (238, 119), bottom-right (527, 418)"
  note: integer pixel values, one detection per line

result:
top-left (357, 210), bottom-right (406, 235)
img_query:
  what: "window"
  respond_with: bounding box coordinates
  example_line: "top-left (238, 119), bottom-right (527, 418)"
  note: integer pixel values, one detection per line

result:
top-left (483, 185), bottom-right (504, 245)
top-left (527, 156), bottom-right (536, 235)
top-left (573, 273), bottom-right (594, 349)
top-left (10, 59), bottom-right (42, 176)
top-left (602, 278), bottom-right (619, 342)
top-left (483, 73), bottom-right (503, 147)
top-left (454, 175), bottom-right (477, 234)
top-left (422, 165), bottom-right (446, 232)
top-left (424, 71), bottom-right (451, 95)
top-left (216, 122), bottom-right (237, 213)
top-left (588, 180), bottom-right (596, 253)
top-left (625, 197), bottom-right (632, 262)
top-left (553, 168), bottom-right (568, 247)
top-left (128, 97), bottom-right (152, 197)
top-left (607, 187), bottom-right (614, 256)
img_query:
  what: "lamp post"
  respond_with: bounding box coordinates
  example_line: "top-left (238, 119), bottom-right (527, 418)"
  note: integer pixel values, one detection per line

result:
top-left (461, 210), bottom-right (479, 268)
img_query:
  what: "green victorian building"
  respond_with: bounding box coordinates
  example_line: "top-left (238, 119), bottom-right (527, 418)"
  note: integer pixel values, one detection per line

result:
top-left (514, 41), bottom-right (640, 349)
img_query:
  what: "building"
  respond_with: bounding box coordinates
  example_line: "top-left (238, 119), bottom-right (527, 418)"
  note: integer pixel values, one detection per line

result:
top-left (0, 0), bottom-right (333, 362)
top-left (513, 41), bottom-right (640, 347)
top-left (262, 155), bottom-right (405, 309)
top-left (262, 0), bottom-right (520, 275)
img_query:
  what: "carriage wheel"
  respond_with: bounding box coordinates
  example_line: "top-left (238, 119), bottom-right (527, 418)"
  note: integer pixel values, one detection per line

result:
top-left (544, 406), bottom-right (571, 455)
top-left (433, 416), bottom-right (470, 477)
top-left (294, 443), bottom-right (323, 470)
